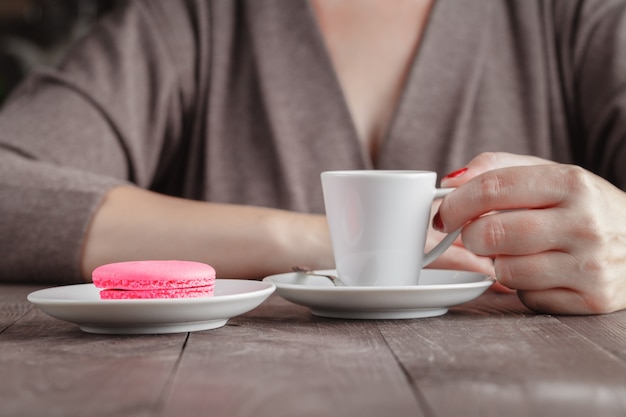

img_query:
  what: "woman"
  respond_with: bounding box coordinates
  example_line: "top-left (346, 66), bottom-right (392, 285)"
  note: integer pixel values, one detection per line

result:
top-left (1, 0), bottom-right (625, 314)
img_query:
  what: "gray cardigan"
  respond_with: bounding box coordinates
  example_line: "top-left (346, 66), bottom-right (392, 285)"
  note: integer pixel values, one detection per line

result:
top-left (1, 0), bottom-right (626, 283)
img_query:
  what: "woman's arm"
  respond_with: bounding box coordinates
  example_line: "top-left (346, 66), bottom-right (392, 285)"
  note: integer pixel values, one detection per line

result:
top-left (81, 186), bottom-right (334, 280)
top-left (0, 1), bottom-right (199, 283)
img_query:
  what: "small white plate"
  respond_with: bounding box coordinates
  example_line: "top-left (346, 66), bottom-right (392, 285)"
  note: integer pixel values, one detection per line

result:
top-left (28, 279), bottom-right (275, 334)
top-left (263, 269), bottom-right (494, 319)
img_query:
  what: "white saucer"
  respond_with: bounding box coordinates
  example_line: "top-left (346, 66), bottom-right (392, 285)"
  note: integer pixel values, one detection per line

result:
top-left (27, 279), bottom-right (275, 334)
top-left (263, 269), bottom-right (494, 319)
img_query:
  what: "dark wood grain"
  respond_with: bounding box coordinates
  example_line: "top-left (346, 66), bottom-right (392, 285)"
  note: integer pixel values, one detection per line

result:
top-left (0, 293), bottom-right (187, 417)
top-left (0, 284), bottom-right (40, 333)
top-left (3, 285), bottom-right (626, 417)
top-left (161, 295), bottom-right (423, 417)
top-left (378, 292), bottom-right (626, 417)
top-left (556, 313), bottom-right (626, 362)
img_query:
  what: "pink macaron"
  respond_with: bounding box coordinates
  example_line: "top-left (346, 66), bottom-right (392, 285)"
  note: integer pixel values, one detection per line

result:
top-left (92, 260), bottom-right (216, 291)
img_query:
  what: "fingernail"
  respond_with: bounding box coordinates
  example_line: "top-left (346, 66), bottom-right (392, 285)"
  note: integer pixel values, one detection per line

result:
top-left (442, 167), bottom-right (468, 181)
top-left (432, 212), bottom-right (444, 231)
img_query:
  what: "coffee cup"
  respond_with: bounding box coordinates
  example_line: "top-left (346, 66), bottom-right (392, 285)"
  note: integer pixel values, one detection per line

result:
top-left (321, 170), bottom-right (460, 286)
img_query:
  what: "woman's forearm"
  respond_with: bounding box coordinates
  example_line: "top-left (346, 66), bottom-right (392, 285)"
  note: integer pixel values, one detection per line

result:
top-left (81, 186), bottom-right (334, 280)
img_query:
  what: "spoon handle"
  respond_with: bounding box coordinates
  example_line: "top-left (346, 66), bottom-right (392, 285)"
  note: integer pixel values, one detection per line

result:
top-left (291, 266), bottom-right (343, 286)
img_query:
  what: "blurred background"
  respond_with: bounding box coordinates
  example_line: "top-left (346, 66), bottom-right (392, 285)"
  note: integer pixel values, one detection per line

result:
top-left (0, 0), bottom-right (118, 106)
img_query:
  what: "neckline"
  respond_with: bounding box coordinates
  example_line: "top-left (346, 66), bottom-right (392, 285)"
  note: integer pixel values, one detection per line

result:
top-left (306, 0), bottom-right (437, 167)
top-left (242, 0), bottom-right (493, 172)
top-left (376, 0), bottom-right (495, 171)
top-left (304, 0), bottom-right (440, 168)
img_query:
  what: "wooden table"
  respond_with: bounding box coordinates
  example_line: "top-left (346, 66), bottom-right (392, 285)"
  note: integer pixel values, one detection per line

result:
top-left (2, 283), bottom-right (626, 417)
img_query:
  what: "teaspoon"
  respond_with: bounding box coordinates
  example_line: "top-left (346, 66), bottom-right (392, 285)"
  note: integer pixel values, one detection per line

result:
top-left (291, 266), bottom-right (344, 286)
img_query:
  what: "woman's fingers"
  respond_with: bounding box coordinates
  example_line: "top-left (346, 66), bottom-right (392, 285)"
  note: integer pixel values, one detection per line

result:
top-left (426, 243), bottom-right (495, 276)
top-left (440, 152), bottom-right (554, 188)
top-left (436, 164), bottom-right (572, 233)
top-left (496, 252), bottom-right (625, 314)
top-left (461, 209), bottom-right (557, 256)
top-left (493, 252), bottom-right (591, 291)
top-left (517, 289), bottom-right (591, 315)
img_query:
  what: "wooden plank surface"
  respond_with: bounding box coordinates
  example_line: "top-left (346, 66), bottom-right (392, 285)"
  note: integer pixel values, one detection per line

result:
top-left (161, 296), bottom-right (422, 417)
top-left (378, 292), bottom-right (626, 417)
top-left (0, 288), bottom-right (188, 417)
top-left (0, 284), bottom-right (39, 333)
top-left (556, 314), bottom-right (626, 362)
top-left (2, 285), bottom-right (626, 417)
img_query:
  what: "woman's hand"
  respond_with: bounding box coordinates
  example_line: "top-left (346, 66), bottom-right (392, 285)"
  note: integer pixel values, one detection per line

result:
top-left (435, 152), bottom-right (626, 314)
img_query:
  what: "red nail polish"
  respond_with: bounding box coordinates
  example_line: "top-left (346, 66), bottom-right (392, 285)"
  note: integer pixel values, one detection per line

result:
top-left (442, 167), bottom-right (468, 180)
top-left (432, 212), bottom-right (444, 231)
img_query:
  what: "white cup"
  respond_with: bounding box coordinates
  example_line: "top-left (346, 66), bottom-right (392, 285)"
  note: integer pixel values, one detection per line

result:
top-left (321, 170), bottom-right (461, 286)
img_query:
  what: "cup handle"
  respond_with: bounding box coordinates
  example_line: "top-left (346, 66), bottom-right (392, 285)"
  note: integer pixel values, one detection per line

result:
top-left (422, 188), bottom-right (461, 267)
